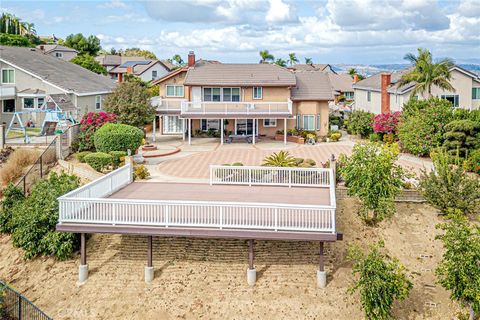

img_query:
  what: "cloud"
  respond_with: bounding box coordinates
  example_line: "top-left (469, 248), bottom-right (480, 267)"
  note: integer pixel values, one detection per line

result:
top-left (97, 0), bottom-right (129, 9)
top-left (457, 0), bottom-right (480, 18)
top-left (266, 0), bottom-right (297, 23)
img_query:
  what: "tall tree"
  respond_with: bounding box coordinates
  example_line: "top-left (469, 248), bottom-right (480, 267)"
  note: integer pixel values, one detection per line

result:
top-left (170, 54), bottom-right (184, 66)
top-left (259, 50), bottom-right (274, 63)
top-left (397, 48), bottom-right (455, 99)
top-left (64, 33), bottom-right (101, 56)
top-left (70, 54), bottom-right (107, 75)
top-left (121, 48), bottom-right (157, 59)
top-left (304, 57), bottom-right (313, 64)
top-left (274, 58), bottom-right (287, 67)
top-left (288, 53), bottom-right (299, 66)
top-left (348, 68), bottom-right (365, 80)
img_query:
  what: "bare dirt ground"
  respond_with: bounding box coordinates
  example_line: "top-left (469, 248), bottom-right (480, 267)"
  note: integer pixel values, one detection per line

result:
top-left (0, 199), bottom-right (459, 320)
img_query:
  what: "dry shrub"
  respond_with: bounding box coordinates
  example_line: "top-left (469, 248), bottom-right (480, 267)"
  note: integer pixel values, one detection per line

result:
top-left (0, 148), bottom-right (39, 185)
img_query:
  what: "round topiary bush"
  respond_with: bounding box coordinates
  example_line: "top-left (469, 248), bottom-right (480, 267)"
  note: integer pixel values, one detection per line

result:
top-left (109, 151), bottom-right (127, 167)
top-left (84, 152), bottom-right (113, 172)
top-left (76, 151), bottom-right (92, 163)
top-left (93, 123), bottom-right (144, 153)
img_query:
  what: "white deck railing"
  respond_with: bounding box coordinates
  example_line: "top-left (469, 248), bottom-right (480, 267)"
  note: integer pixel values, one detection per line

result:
top-left (181, 100), bottom-right (292, 115)
top-left (58, 164), bottom-right (336, 233)
top-left (151, 97), bottom-right (185, 112)
top-left (210, 165), bottom-right (332, 188)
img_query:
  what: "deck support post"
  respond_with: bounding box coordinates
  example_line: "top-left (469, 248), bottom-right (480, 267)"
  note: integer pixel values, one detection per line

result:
top-left (79, 233), bottom-right (88, 283)
top-left (330, 154), bottom-right (336, 184)
top-left (145, 236), bottom-right (154, 283)
top-left (188, 118), bottom-right (191, 145)
top-left (252, 120), bottom-right (255, 145)
top-left (182, 118), bottom-right (186, 141)
top-left (152, 116), bottom-right (156, 142)
top-left (284, 118), bottom-right (287, 145)
top-left (247, 239), bottom-right (256, 286)
top-left (317, 241), bottom-right (327, 288)
top-left (221, 118), bottom-right (224, 145)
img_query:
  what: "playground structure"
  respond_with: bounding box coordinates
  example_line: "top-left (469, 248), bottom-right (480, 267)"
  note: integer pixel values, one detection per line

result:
top-left (6, 94), bottom-right (77, 143)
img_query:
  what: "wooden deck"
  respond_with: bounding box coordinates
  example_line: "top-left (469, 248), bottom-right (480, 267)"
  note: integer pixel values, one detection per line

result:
top-left (108, 182), bottom-right (332, 206)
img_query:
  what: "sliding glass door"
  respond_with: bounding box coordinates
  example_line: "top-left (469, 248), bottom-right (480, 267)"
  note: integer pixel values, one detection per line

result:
top-left (235, 119), bottom-right (258, 135)
top-left (163, 116), bottom-right (183, 134)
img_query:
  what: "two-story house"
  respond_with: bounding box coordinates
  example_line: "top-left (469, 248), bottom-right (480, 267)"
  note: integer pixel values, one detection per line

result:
top-left (353, 66), bottom-right (480, 114)
top-left (36, 44), bottom-right (78, 61)
top-left (0, 45), bottom-right (116, 126)
top-left (151, 52), bottom-right (335, 144)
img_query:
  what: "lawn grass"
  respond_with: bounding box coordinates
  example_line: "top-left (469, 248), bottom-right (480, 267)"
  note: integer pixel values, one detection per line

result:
top-left (7, 128), bottom-right (42, 139)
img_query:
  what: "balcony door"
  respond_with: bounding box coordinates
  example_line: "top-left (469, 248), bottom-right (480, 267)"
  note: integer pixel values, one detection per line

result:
top-left (192, 87), bottom-right (202, 109)
top-left (235, 119), bottom-right (258, 135)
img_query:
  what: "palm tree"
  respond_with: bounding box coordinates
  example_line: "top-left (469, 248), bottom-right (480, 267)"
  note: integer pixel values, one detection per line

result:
top-left (262, 151), bottom-right (296, 167)
top-left (274, 58), bottom-right (287, 67)
top-left (259, 50), bottom-right (274, 63)
top-left (304, 57), bottom-right (313, 64)
top-left (288, 53), bottom-right (299, 66)
top-left (397, 48), bottom-right (455, 98)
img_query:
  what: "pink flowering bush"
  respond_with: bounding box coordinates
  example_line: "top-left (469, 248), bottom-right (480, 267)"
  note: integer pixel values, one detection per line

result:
top-left (372, 112), bottom-right (401, 134)
top-left (78, 112), bottom-right (117, 151)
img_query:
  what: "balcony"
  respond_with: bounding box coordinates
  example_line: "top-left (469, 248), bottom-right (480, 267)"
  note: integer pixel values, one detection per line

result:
top-left (180, 100), bottom-right (293, 118)
top-left (151, 97), bottom-right (185, 114)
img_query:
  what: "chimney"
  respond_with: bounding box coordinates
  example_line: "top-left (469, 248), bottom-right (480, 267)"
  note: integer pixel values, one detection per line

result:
top-left (353, 74), bottom-right (359, 83)
top-left (126, 66), bottom-right (134, 74)
top-left (381, 73), bottom-right (391, 113)
top-left (188, 51), bottom-right (195, 67)
top-left (39, 45), bottom-right (45, 52)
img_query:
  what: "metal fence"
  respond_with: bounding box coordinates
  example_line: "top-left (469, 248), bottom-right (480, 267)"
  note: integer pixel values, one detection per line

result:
top-left (0, 281), bottom-right (52, 320)
top-left (336, 186), bottom-right (425, 203)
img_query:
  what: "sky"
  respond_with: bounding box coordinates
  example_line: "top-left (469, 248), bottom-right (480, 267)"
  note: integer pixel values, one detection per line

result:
top-left (2, 0), bottom-right (480, 64)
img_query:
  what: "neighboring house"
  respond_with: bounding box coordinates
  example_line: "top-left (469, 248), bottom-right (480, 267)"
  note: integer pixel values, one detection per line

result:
top-left (0, 46), bottom-right (116, 126)
top-left (327, 73), bottom-right (355, 101)
top-left (353, 66), bottom-right (480, 114)
top-left (36, 44), bottom-right (78, 61)
top-left (152, 52), bottom-right (335, 143)
top-left (288, 63), bottom-right (336, 73)
top-left (95, 55), bottom-right (173, 82)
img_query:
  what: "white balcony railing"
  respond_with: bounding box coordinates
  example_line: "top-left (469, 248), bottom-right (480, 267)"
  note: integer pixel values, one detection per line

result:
top-left (210, 165), bottom-right (332, 188)
top-left (181, 100), bottom-right (292, 115)
top-left (151, 97), bottom-right (185, 112)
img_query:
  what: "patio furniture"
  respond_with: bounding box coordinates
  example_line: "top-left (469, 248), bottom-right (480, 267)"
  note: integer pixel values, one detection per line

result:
top-left (226, 134), bottom-right (253, 144)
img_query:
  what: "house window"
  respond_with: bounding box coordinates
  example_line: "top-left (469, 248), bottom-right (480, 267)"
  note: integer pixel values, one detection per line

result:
top-left (203, 87), bottom-right (240, 102)
top-left (472, 88), bottom-right (480, 100)
top-left (1, 69), bottom-right (15, 84)
top-left (441, 94), bottom-right (459, 107)
top-left (166, 85), bottom-right (184, 97)
top-left (2, 99), bottom-right (15, 113)
top-left (201, 119), bottom-right (220, 131)
top-left (253, 87), bottom-right (263, 99)
top-left (296, 113), bottom-right (300, 129)
top-left (55, 52), bottom-right (63, 58)
top-left (344, 91), bottom-right (354, 100)
top-left (302, 115), bottom-right (315, 130)
top-left (95, 95), bottom-right (102, 110)
top-left (316, 114), bottom-right (321, 131)
top-left (367, 91), bottom-right (371, 102)
top-left (263, 119), bottom-right (277, 127)
top-left (152, 70), bottom-right (158, 80)
top-left (37, 97), bottom-right (45, 108)
top-left (23, 98), bottom-right (35, 109)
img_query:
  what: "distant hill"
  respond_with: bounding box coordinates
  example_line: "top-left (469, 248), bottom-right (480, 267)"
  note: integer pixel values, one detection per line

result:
top-left (333, 63), bottom-right (480, 77)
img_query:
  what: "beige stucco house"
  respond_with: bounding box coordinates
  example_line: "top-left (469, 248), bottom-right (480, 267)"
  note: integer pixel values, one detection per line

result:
top-left (353, 66), bottom-right (480, 114)
top-left (151, 52), bottom-right (336, 143)
top-left (36, 44), bottom-right (78, 61)
top-left (0, 45), bottom-right (116, 126)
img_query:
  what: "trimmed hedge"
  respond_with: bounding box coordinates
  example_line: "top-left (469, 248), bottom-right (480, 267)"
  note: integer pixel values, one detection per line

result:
top-left (109, 151), bottom-right (127, 167)
top-left (84, 152), bottom-right (113, 172)
top-left (76, 151), bottom-right (92, 163)
top-left (94, 123), bottom-right (143, 153)
top-left (347, 110), bottom-right (374, 138)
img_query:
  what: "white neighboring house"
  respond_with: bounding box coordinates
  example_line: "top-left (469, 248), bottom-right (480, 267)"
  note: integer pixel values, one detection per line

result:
top-left (0, 46), bottom-right (116, 126)
top-left (353, 66), bottom-right (480, 114)
top-left (36, 44), bottom-right (78, 61)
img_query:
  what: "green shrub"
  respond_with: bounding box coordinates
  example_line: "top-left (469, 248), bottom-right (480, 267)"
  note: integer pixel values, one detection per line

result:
top-left (304, 159), bottom-right (316, 166)
top-left (341, 143), bottom-right (405, 225)
top-left (133, 164), bottom-right (150, 180)
top-left (94, 123), bottom-right (144, 153)
top-left (398, 98), bottom-right (453, 156)
top-left (442, 120), bottom-right (480, 158)
top-left (466, 149), bottom-right (480, 174)
top-left (293, 158), bottom-right (305, 166)
top-left (347, 110), bottom-right (374, 138)
top-left (0, 183), bottom-right (25, 233)
top-left (10, 172), bottom-right (80, 259)
top-left (262, 150), bottom-right (296, 167)
top-left (76, 151), bottom-right (92, 163)
top-left (84, 152), bottom-right (113, 172)
top-left (231, 162), bottom-right (244, 166)
top-left (419, 149), bottom-right (480, 216)
top-left (330, 132), bottom-right (342, 142)
top-left (369, 133), bottom-right (381, 142)
top-left (109, 151), bottom-right (127, 167)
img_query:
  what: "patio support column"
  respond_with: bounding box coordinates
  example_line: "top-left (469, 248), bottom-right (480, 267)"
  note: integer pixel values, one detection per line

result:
top-left (221, 118), bottom-right (224, 145)
top-left (79, 233), bottom-right (88, 283)
top-left (284, 118), bottom-right (287, 145)
top-left (330, 154), bottom-right (336, 185)
top-left (317, 242), bottom-right (327, 288)
top-left (182, 118), bottom-right (186, 141)
top-left (152, 116), bottom-right (156, 142)
top-left (247, 239), bottom-right (256, 285)
top-left (188, 118), bottom-right (191, 145)
top-left (252, 119), bottom-right (255, 145)
top-left (145, 236), bottom-right (154, 283)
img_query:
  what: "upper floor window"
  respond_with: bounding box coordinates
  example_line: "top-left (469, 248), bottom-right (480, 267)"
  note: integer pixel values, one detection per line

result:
top-left (367, 91), bottom-right (371, 102)
top-left (95, 95), bottom-right (102, 110)
top-left (253, 87), bottom-right (263, 99)
top-left (203, 87), bottom-right (239, 102)
top-left (166, 85), bottom-right (184, 97)
top-left (152, 70), bottom-right (158, 80)
top-left (55, 52), bottom-right (63, 58)
top-left (1, 69), bottom-right (15, 84)
top-left (441, 94), bottom-right (459, 107)
top-left (3, 99), bottom-right (15, 113)
top-left (473, 88), bottom-right (480, 100)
